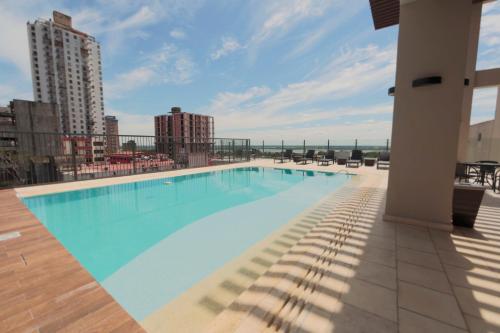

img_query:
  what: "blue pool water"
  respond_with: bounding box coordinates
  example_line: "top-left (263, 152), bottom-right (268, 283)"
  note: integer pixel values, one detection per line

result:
top-left (22, 167), bottom-right (351, 320)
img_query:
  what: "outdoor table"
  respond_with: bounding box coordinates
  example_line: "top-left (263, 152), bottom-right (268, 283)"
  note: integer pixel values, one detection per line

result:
top-left (462, 162), bottom-right (500, 191)
top-left (364, 158), bottom-right (377, 167)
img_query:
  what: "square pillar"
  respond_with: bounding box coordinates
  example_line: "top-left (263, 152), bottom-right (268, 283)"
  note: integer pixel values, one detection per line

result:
top-left (457, 4), bottom-right (483, 162)
top-left (385, 0), bottom-right (480, 230)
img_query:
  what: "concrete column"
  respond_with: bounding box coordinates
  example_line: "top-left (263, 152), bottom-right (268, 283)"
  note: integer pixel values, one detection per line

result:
top-left (490, 87), bottom-right (500, 160)
top-left (457, 4), bottom-right (483, 162)
top-left (385, 0), bottom-right (479, 230)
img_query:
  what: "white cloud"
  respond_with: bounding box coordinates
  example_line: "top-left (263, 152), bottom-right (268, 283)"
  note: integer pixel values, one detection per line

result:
top-left (106, 67), bottom-right (156, 99)
top-left (112, 6), bottom-right (157, 30)
top-left (470, 87), bottom-right (498, 124)
top-left (250, 0), bottom-right (333, 46)
top-left (287, 1), bottom-right (365, 58)
top-left (106, 108), bottom-right (154, 135)
top-left (478, 1), bottom-right (500, 69)
top-left (170, 28), bottom-right (186, 39)
top-left (211, 37), bottom-right (243, 60)
top-left (106, 43), bottom-right (196, 98)
top-left (0, 4), bottom-right (39, 78)
top-left (0, 84), bottom-right (32, 106)
top-left (72, 1), bottom-right (205, 54)
top-left (218, 120), bottom-right (393, 146)
top-left (201, 44), bottom-right (396, 142)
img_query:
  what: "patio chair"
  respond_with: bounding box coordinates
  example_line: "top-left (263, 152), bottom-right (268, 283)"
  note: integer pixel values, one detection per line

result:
top-left (295, 150), bottom-right (315, 165)
top-left (273, 149), bottom-right (293, 163)
top-left (317, 150), bottom-right (335, 166)
top-left (495, 167), bottom-right (500, 193)
top-left (335, 151), bottom-right (350, 165)
top-left (377, 152), bottom-right (390, 169)
top-left (346, 149), bottom-right (363, 168)
top-left (455, 163), bottom-right (477, 183)
top-left (474, 160), bottom-right (498, 187)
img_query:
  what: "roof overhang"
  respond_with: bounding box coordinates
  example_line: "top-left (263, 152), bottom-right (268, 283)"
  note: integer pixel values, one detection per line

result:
top-left (369, 0), bottom-right (494, 30)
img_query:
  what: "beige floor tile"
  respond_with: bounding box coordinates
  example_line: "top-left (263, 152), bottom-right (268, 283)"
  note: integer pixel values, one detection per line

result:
top-left (429, 229), bottom-right (457, 251)
top-left (398, 261), bottom-right (452, 294)
top-left (340, 277), bottom-right (397, 321)
top-left (397, 247), bottom-right (443, 271)
top-left (453, 286), bottom-right (500, 327)
top-left (399, 309), bottom-right (467, 333)
top-left (397, 224), bottom-right (432, 243)
top-left (398, 235), bottom-right (437, 254)
top-left (398, 281), bottom-right (466, 329)
top-left (444, 264), bottom-right (500, 292)
top-left (355, 245), bottom-right (396, 268)
top-left (438, 249), bottom-right (477, 270)
top-left (355, 260), bottom-right (397, 290)
top-left (326, 302), bottom-right (397, 333)
top-left (465, 314), bottom-right (500, 333)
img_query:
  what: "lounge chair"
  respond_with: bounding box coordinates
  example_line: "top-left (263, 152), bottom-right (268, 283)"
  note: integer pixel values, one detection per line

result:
top-left (335, 151), bottom-right (350, 165)
top-left (295, 150), bottom-right (315, 164)
top-left (273, 149), bottom-right (293, 163)
top-left (346, 149), bottom-right (363, 168)
top-left (377, 151), bottom-right (390, 169)
top-left (317, 150), bottom-right (335, 166)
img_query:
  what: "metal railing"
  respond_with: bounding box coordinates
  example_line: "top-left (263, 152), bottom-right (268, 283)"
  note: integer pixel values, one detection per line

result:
top-left (0, 131), bottom-right (251, 187)
top-left (250, 139), bottom-right (391, 159)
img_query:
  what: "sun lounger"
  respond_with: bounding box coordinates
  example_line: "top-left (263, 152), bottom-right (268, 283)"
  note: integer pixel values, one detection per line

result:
top-left (317, 150), bottom-right (335, 166)
top-left (377, 151), bottom-right (390, 169)
top-left (295, 150), bottom-right (315, 164)
top-left (346, 149), bottom-right (363, 168)
top-left (273, 149), bottom-right (293, 163)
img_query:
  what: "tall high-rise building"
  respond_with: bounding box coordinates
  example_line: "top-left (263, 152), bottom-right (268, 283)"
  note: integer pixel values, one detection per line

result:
top-left (27, 11), bottom-right (105, 136)
top-left (104, 115), bottom-right (119, 153)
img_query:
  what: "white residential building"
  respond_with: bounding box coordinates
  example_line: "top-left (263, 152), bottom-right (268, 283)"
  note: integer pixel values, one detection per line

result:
top-left (27, 11), bottom-right (105, 137)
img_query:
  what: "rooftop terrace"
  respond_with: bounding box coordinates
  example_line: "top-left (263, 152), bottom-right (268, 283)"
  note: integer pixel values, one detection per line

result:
top-left (1, 159), bottom-right (499, 332)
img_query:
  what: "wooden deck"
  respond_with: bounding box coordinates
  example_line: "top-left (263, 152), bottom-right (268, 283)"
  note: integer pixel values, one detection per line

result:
top-left (0, 189), bottom-right (145, 333)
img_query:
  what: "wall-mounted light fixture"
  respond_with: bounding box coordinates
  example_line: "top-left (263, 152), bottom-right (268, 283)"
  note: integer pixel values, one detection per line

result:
top-left (388, 86), bottom-right (395, 96)
top-left (412, 76), bottom-right (442, 88)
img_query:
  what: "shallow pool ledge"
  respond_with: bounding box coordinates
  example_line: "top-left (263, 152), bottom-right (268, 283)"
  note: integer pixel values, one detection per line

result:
top-left (102, 174), bottom-right (351, 320)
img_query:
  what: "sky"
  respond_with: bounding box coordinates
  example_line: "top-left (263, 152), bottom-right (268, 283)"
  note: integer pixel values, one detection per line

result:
top-left (0, 0), bottom-right (499, 145)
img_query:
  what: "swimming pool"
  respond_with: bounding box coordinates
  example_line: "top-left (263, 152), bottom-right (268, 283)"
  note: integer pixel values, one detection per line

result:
top-left (22, 167), bottom-right (351, 321)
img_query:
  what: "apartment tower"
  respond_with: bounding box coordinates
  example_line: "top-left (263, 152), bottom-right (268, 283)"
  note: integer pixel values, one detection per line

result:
top-left (104, 115), bottom-right (119, 153)
top-left (155, 107), bottom-right (214, 158)
top-left (27, 11), bottom-right (105, 136)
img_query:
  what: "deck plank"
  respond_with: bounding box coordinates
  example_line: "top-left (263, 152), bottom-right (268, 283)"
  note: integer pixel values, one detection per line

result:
top-left (0, 189), bottom-right (144, 333)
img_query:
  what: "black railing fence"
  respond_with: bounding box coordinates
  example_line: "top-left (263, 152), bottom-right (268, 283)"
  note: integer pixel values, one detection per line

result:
top-left (0, 131), bottom-right (251, 187)
top-left (250, 139), bottom-right (391, 158)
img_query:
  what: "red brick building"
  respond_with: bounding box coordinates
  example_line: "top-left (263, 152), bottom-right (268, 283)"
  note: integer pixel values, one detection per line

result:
top-left (154, 107), bottom-right (214, 160)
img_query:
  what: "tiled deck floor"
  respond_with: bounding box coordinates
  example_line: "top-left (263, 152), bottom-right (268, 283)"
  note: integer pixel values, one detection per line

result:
top-left (0, 189), bottom-right (144, 333)
top-left (206, 172), bottom-right (500, 333)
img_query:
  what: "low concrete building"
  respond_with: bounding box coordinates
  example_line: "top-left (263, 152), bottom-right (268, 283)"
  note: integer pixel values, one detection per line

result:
top-left (0, 99), bottom-right (62, 184)
top-left (0, 99), bottom-right (61, 155)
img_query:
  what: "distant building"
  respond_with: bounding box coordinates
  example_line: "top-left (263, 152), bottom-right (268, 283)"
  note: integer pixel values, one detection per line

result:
top-left (105, 115), bottom-right (119, 153)
top-left (154, 107), bottom-right (214, 166)
top-left (27, 11), bottom-right (105, 136)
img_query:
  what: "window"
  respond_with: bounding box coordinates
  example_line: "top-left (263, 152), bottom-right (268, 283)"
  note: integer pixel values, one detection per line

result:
top-left (478, 133), bottom-right (482, 142)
